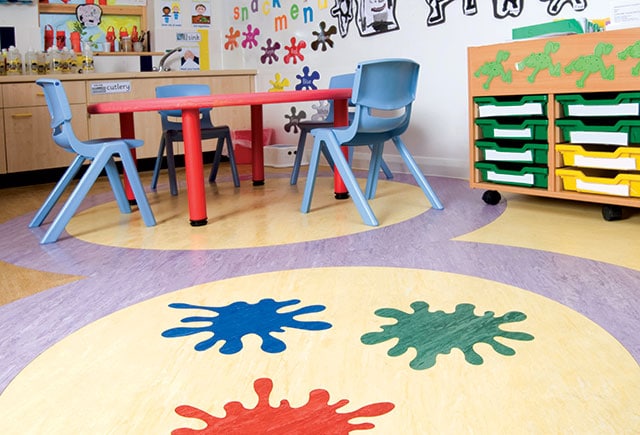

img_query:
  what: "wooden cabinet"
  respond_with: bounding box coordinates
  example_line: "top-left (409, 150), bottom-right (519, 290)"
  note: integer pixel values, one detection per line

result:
top-left (468, 28), bottom-right (640, 218)
top-left (0, 70), bottom-right (255, 173)
top-left (2, 81), bottom-right (88, 172)
top-left (0, 87), bottom-right (4, 174)
top-left (85, 72), bottom-right (254, 159)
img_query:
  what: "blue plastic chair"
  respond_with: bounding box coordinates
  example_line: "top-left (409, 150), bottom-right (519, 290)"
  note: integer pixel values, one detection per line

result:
top-left (151, 84), bottom-right (240, 196)
top-left (290, 73), bottom-right (393, 185)
top-left (301, 59), bottom-right (444, 226)
top-left (29, 78), bottom-right (156, 244)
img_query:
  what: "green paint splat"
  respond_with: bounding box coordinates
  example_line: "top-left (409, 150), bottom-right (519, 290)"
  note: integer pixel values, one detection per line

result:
top-left (565, 42), bottom-right (615, 88)
top-left (617, 40), bottom-right (640, 76)
top-left (516, 41), bottom-right (562, 83)
top-left (361, 301), bottom-right (534, 370)
top-left (473, 50), bottom-right (512, 90)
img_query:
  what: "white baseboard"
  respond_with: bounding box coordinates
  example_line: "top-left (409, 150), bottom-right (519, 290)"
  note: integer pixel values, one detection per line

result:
top-left (350, 152), bottom-right (468, 180)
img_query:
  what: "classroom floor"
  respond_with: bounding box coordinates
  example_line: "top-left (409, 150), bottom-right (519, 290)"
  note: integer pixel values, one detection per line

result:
top-left (0, 164), bottom-right (638, 434)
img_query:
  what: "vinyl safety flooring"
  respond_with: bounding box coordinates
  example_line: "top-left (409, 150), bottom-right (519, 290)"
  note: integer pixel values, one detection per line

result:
top-left (0, 165), bottom-right (638, 434)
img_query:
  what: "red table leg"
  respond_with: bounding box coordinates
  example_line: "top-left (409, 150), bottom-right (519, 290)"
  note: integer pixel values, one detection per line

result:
top-left (118, 112), bottom-right (137, 202)
top-left (181, 108), bottom-right (208, 226)
top-left (250, 105), bottom-right (265, 186)
top-left (332, 98), bottom-right (349, 199)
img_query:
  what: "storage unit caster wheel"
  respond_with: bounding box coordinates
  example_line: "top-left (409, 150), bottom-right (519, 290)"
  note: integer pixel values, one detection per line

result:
top-left (482, 190), bottom-right (501, 205)
top-left (602, 205), bottom-right (623, 221)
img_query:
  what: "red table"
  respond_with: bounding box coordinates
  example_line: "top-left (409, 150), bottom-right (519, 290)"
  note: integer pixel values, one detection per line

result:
top-left (87, 88), bottom-right (352, 226)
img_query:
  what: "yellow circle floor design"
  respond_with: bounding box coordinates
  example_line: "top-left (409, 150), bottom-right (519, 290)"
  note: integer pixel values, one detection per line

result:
top-left (0, 267), bottom-right (637, 433)
top-left (66, 178), bottom-right (429, 250)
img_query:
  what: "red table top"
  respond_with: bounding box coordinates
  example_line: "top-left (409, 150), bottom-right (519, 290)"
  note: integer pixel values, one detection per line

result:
top-left (87, 88), bottom-right (353, 114)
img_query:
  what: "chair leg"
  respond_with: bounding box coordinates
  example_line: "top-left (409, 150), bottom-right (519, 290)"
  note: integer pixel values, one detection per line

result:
top-left (302, 133), bottom-right (379, 226)
top-left (365, 143), bottom-right (384, 200)
top-left (290, 129), bottom-right (308, 185)
top-left (300, 136), bottom-right (325, 213)
top-left (119, 150), bottom-right (156, 227)
top-left (209, 136), bottom-right (224, 183)
top-left (225, 131), bottom-right (241, 187)
top-left (209, 132), bottom-right (240, 187)
top-left (393, 136), bottom-right (444, 210)
top-left (29, 155), bottom-right (86, 228)
top-left (40, 153), bottom-right (112, 244)
top-left (165, 135), bottom-right (178, 196)
top-left (352, 145), bottom-right (393, 180)
top-left (150, 136), bottom-right (166, 191)
top-left (104, 158), bottom-right (131, 214)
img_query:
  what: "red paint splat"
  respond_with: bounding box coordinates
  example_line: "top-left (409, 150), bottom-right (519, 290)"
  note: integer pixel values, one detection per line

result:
top-left (172, 378), bottom-right (394, 434)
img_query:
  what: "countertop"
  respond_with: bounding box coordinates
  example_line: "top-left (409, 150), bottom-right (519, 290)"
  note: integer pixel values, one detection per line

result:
top-left (0, 69), bottom-right (257, 84)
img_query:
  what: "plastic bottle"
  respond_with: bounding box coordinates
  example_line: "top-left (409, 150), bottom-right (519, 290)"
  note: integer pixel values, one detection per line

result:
top-left (49, 47), bottom-right (63, 75)
top-left (24, 48), bottom-right (38, 75)
top-left (68, 49), bottom-right (79, 74)
top-left (37, 50), bottom-right (46, 75)
top-left (60, 47), bottom-right (71, 74)
top-left (6, 46), bottom-right (22, 75)
top-left (81, 43), bottom-right (94, 73)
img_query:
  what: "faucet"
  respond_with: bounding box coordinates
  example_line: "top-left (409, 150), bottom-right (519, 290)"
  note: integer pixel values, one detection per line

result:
top-left (158, 47), bottom-right (182, 72)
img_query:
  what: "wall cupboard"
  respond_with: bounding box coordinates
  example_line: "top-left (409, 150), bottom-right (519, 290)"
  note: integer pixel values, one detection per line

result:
top-left (468, 28), bottom-right (640, 220)
top-left (0, 70), bottom-right (255, 174)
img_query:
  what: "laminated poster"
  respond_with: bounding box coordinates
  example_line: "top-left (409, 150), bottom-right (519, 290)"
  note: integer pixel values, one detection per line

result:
top-left (191, 0), bottom-right (211, 28)
top-left (160, 1), bottom-right (182, 27)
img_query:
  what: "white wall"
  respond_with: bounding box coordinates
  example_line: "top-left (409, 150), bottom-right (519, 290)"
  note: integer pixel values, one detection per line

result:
top-left (213, 2), bottom-right (612, 179)
top-left (2, 1), bottom-right (613, 179)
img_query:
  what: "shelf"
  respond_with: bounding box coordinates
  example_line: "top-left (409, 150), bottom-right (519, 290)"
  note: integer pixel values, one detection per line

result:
top-left (39, 4), bottom-right (147, 31)
top-left (94, 52), bottom-right (163, 56)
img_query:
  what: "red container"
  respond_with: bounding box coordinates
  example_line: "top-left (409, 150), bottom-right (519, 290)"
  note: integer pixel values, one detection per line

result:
top-left (44, 24), bottom-right (54, 51)
top-left (232, 129), bottom-right (274, 164)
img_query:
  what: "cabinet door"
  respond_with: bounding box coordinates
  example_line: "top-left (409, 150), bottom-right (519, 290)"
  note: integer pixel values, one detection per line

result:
top-left (4, 105), bottom-right (89, 172)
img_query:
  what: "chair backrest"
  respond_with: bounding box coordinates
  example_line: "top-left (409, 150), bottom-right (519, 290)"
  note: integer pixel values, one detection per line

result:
top-left (325, 73), bottom-right (354, 122)
top-left (348, 58), bottom-right (419, 137)
top-left (36, 78), bottom-right (80, 154)
top-left (155, 84), bottom-right (214, 130)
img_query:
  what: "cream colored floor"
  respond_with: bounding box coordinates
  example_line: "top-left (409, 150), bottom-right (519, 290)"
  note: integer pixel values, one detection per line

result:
top-left (1, 267), bottom-right (638, 433)
top-left (1, 166), bottom-right (639, 433)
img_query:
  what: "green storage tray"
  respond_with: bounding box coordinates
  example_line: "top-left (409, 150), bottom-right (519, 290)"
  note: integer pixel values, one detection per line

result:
top-left (556, 93), bottom-right (640, 117)
top-left (556, 119), bottom-right (640, 146)
top-left (476, 140), bottom-right (548, 164)
top-left (475, 95), bottom-right (547, 117)
top-left (475, 162), bottom-right (548, 188)
top-left (475, 118), bottom-right (548, 140)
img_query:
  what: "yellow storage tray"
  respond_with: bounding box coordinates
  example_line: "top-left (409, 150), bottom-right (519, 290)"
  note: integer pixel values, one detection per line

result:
top-left (556, 168), bottom-right (640, 197)
top-left (557, 145), bottom-right (640, 170)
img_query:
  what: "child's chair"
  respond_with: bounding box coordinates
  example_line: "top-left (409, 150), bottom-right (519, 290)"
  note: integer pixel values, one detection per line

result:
top-left (151, 84), bottom-right (240, 196)
top-left (300, 59), bottom-right (444, 226)
top-left (30, 79), bottom-right (156, 244)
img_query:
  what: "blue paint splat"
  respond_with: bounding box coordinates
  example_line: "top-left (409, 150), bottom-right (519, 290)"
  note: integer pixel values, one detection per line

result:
top-left (162, 298), bottom-right (332, 354)
top-left (361, 302), bottom-right (534, 370)
top-left (295, 66), bottom-right (320, 90)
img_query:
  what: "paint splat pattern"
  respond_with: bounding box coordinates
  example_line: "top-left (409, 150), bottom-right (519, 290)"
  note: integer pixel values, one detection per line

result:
top-left (172, 378), bottom-right (395, 434)
top-left (361, 302), bottom-right (534, 369)
top-left (161, 298), bottom-right (332, 353)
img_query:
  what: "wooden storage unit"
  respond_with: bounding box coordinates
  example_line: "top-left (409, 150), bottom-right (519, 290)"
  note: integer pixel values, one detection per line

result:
top-left (0, 70), bottom-right (255, 173)
top-left (468, 28), bottom-right (640, 219)
top-left (2, 80), bottom-right (88, 172)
